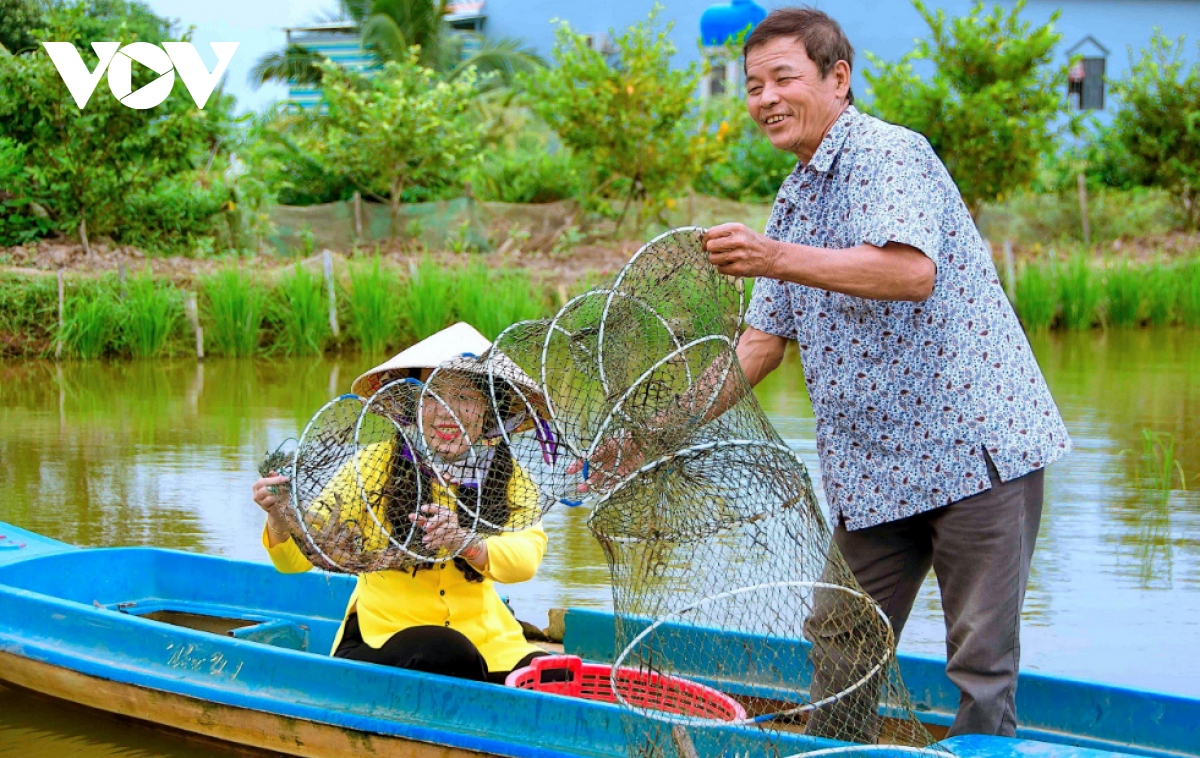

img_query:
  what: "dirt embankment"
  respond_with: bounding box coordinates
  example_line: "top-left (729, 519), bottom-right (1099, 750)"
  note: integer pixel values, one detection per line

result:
top-left (0, 237), bottom-right (644, 289)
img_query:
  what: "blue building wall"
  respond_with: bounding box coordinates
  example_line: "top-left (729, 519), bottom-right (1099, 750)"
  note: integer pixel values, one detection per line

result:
top-left (483, 0), bottom-right (1200, 116)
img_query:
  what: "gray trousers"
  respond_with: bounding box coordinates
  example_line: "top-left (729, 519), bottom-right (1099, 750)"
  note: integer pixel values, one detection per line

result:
top-left (807, 454), bottom-right (1045, 740)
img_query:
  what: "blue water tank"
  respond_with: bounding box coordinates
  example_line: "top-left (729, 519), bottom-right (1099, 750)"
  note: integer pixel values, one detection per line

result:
top-left (700, 0), bottom-right (767, 47)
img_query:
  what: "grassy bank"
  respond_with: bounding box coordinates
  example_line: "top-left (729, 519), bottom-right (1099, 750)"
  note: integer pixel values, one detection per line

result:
top-left (1011, 254), bottom-right (1200, 331)
top-left (0, 257), bottom-right (558, 360)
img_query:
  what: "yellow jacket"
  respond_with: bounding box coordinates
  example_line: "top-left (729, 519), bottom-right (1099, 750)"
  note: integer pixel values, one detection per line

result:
top-left (263, 440), bottom-right (548, 673)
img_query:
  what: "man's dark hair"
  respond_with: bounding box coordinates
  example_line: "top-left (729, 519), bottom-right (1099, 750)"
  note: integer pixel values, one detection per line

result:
top-left (743, 7), bottom-right (855, 104)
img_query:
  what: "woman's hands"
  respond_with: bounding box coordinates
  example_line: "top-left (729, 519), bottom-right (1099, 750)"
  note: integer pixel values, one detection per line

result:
top-left (252, 471), bottom-right (291, 547)
top-left (411, 505), bottom-right (488, 569)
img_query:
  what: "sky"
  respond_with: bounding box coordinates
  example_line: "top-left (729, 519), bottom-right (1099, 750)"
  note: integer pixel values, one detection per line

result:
top-left (141, 0), bottom-right (333, 114)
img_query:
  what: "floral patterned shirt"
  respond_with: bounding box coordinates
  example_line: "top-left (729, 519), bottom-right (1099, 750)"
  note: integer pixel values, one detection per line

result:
top-left (745, 105), bottom-right (1071, 530)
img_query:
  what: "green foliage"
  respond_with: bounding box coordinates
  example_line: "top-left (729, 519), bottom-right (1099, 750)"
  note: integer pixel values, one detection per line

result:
top-left (202, 268), bottom-right (265, 357)
top-left (451, 261), bottom-right (548, 340)
top-left (1059, 253), bottom-right (1101, 330)
top-left (402, 257), bottom-right (455, 340)
top-left (864, 1), bottom-right (1063, 215)
top-left (0, 273), bottom-right (56, 354)
top-left (0, 136), bottom-right (54, 245)
top-left (0, 3), bottom-right (240, 249)
top-left (469, 141), bottom-right (584, 204)
top-left (273, 264), bottom-right (329, 355)
top-left (119, 273), bottom-right (181, 358)
top-left (980, 186), bottom-right (1182, 246)
top-left (345, 256), bottom-right (403, 356)
top-left (1179, 259), bottom-right (1200, 327)
top-left (60, 282), bottom-right (121, 359)
top-left (1014, 260), bottom-right (1056, 330)
top-left (1104, 261), bottom-right (1142, 328)
top-left (1103, 31), bottom-right (1200, 229)
top-left (0, 0), bottom-right (46, 54)
top-left (522, 6), bottom-right (717, 225)
top-left (1144, 266), bottom-right (1177, 327)
top-left (693, 98), bottom-right (797, 203)
top-left (318, 54), bottom-right (486, 226)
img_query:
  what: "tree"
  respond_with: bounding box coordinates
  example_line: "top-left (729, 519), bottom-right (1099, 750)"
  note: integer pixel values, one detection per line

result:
top-left (0, 3), bottom-right (238, 248)
top-left (1102, 31), bottom-right (1200, 229)
top-left (864, 0), bottom-right (1063, 217)
top-left (522, 6), bottom-right (718, 227)
top-left (316, 53), bottom-right (486, 231)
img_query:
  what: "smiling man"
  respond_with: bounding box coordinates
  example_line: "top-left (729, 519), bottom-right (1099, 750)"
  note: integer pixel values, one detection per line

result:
top-left (702, 7), bottom-right (1072, 739)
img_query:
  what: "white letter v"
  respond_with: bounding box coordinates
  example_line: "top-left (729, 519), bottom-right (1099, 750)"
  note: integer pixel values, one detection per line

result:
top-left (43, 42), bottom-right (120, 109)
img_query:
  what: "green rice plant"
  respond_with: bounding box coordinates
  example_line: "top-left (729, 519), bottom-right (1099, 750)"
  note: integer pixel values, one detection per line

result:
top-left (1177, 258), bottom-right (1200, 327)
top-left (1143, 265), bottom-right (1178, 327)
top-left (345, 256), bottom-right (403, 356)
top-left (274, 263), bottom-right (329, 355)
top-left (1058, 253), bottom-right (1101, 330)
top-left (1103, 260), bottom-right (1143, 328)
top-left (119, 273), bottom-right (182, 358)
top-left (452, 261), bottom-right (549, 340)
top-left (1013, 260), bottom-right (1057, 331)
top-left (60, 282), bottom-right (121, 360)
top-left (402, 257), bottom-right (456, 341)
top-left (203, 268), bottom-right (265, 357)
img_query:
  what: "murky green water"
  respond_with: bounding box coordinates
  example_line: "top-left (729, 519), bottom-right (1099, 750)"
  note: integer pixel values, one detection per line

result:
top-left (2, 329), bottom-right (1199, 754)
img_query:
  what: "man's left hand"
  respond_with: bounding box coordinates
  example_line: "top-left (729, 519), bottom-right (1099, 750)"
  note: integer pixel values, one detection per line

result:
top-left (703, 223), bottom-right (784, 279)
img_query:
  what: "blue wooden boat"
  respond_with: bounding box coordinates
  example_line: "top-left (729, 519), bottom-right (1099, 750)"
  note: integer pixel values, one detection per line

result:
top-left (0, 520), bottom-right (1195, 758)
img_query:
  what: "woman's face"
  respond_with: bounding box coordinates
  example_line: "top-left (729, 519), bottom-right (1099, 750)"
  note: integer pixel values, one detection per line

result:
top-left (421, 372), bottom-right (488, 461)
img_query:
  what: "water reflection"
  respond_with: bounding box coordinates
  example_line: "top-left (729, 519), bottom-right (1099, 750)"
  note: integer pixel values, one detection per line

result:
top-left (1, 329), bottom-right (1199, 713)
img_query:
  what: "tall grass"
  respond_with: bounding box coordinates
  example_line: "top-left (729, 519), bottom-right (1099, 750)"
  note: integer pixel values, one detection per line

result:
top-left (1144, 266), bottom-right (1177, 327)
top-left (120, 273), bottom-right (181, 358)
top-left (402, 257), bottom-right (456, 341)
top-left (60, 284), bottom-right (121, 359)
top-left (1104, 261), bottom-right (1142, 328)
top-left (1179, 259), bottom-right (1200, 327)
top-left (203, 268), bottom-right (265, 357)
top-left (346, 256), bottom-right (402, 356)
top-left (274, 263), bottom-right (329, 356)
top-left (452, 261), bottom-right (549, 340)
top-left (1058, 253), bottom-right (1101, 330)
top-left (1014, 261), bottom-right (1057, 330)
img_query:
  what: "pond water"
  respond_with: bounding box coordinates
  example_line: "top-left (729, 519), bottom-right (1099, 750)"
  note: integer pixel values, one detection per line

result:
top-left (2, 328), bottom-right (1199, 754)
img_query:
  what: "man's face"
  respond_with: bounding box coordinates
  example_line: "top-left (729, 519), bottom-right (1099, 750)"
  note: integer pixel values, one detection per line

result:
top-left (745, 36), bottom-right (847, 160)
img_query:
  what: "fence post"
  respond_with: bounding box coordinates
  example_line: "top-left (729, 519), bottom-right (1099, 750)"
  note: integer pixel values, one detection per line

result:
top-left (323, 249), bottom-right (340, 339)
top-left (118, 261), bottom-right (128, 300)
top-left (55, 269), bottom-right (65, 360)
top-left (353, 191), bottom-right (363, 243)
top-left (184, 292), bottom-right (204, 360)
top-left (1077, 173), bottom-right (1091, 248)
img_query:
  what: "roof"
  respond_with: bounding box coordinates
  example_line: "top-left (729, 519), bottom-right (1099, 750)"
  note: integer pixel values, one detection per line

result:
top-left (1066, 35), bottom-right (1111, 57)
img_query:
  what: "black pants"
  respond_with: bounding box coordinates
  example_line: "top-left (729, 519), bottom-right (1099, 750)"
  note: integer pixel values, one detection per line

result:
top-left (334, 614), bottom-right (546, 684)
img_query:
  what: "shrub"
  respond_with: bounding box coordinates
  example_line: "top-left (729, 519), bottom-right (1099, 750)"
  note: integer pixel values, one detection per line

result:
top-left (1103, 31), bottom-right (1200, 229)
top-left (468, 142), bottom-right (584, 204)
top-left (522, 6), bottom-right (718, 227)
top-left (865, 1), bottom-right (1063, 217)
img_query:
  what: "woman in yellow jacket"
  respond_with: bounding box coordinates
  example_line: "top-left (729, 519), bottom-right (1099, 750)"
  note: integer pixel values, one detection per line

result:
top-left (251, 323), bottom-right (550, 683)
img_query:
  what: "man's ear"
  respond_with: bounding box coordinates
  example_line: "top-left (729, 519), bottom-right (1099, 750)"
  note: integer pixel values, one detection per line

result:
top-left (833, 60), bottom-right (851, 99)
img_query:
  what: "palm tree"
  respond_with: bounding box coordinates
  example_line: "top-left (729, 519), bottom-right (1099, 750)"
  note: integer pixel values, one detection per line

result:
top-left (250, 0), bottom-right (543, 91)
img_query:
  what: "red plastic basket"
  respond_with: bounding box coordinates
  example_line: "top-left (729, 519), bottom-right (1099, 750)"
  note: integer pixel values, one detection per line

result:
top-left (505, 655), bottom-right (747, 722)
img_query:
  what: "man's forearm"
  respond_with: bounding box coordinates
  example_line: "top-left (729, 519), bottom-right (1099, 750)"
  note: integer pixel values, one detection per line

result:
top-left (769, 239), bottom-right (935, 302)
